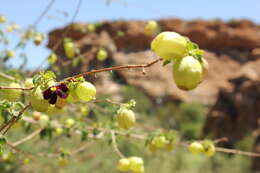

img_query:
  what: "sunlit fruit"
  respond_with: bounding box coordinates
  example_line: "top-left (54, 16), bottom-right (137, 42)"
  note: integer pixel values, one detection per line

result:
top-left (87, 24), bottom-right (96, 32)
top-left (202, 140), bottom-right (216, 157)
top-left (151, 31), bottom-right (188, 60)
top-left (39, 114), bottom-right (49, 127)
top-left (48, 53), bottom-right (57, 64)
top-left (128, 156), bottom-right (144, 172)
top-left (54, 127), bottom-right (63, 136)
top-left (6, 50), bottom-right (16, 58)
top-left (0, 15), bottom-right (6, 23)
top-left (33, 33), bottom-right (44, 45)
top-left (65, 118), bottom-right (75, 128)
top-left (116, 108), bottom-right (136, 130)
top-left (32, 111), bottom-right (41, 121)
top-left (172, 56), bottom-right (202, 90)
top-left (189, 141), bottom-right (204, 155)
top-left (64, 41), bottom-right (76, 58)
top-left (24, 78), bottom-right (34, 88)
top-left (151, 136), bottom-right (167, 148)
top-left (2, 83), bottom-right (22, 101)
top-left (144, 20), bottom-right (159, 35)
top-left (75, 81), bottom-right (96, 102)
top-left (29, 87), bottom-right (50, 112)
top-left (96, 48), bottom-right (108, 61)
top-left (117, 158), bottom-right (130, 172)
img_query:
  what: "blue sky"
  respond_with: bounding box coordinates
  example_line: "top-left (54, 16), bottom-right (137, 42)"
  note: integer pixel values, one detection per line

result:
top-left (0, 0), bottom-right (259, 69)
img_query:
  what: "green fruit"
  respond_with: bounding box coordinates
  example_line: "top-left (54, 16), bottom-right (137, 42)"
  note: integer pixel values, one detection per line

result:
top-left (34, 33), bottom-right (44, 45)
top-left (173, 56), bottom-right (202, 90)
top-left (151, 136), bottom-right (167, 148)
top-left (6, 50), bottom-right (16, 58)
top-left (87, 24), bottom-right (96, 32)
top-left (202, 140), bottom-right (216, 157)
top-left (128, 157), bottom-right (144, 172)
top-left (64, 41), bottom-right (75, 58)
top-left (54, 127), bottom-right (63, 136)
top-left (96, 48), bottom-right (108, 61)
top-left (144, 20), bottom-right (159, 35)
top-left (29, 87), bottom-right (50, 112)
top-left (0, 16), bottom-right (6, 23)
top-left (80, 106), bottom-right (90, 116)
top-left (2, 83), bottom-right (22, 101)
top-left (39, 114), bottom-right (49, 127)
top-left (24, 78), bottom-right (34, 88)
top-left (116, 108), bottom-right (136, 130)
top-left (65, 118), bottom-right (75, 128)
top-left (48, 53), bottom-right (57, 64)
top-left (189, 141), bottom-right (204, 155)
top-left (75, 82), bottom-right (96, 102)
top-left (151, 31), bottom-right (188, 60)
top-left (117, 158), bottom-right (130, 172)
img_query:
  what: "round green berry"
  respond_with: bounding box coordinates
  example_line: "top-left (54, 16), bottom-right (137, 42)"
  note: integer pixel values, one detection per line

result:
top-left (116, 108), bottom-right (136, 130)
top-left (75, 81), bottom-right (96, 102)
top-left (173, 56), bottom-right (202, 90)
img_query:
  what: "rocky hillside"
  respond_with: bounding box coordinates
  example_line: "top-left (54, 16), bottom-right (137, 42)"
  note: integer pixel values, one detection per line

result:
top-left (47, 18), bottom-right (260, 168)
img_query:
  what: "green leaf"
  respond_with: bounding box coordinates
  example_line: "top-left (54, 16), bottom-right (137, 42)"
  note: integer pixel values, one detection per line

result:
top-left (162, 60), bottom-right (171, 66)
top-left (0, 135), bottom-right (7, 145)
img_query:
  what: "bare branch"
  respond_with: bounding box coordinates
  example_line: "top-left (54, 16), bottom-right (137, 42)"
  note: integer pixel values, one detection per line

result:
top-left (111, 130), bottom-right (125, 158)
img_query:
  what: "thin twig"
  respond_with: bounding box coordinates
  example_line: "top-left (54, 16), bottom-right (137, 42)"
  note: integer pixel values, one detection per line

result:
top-left (65, 58), bottom-right (162, 81)
top-left (216, 147), bottom-right (260, 158)
top-left (111, 130), bottom-right (125, 158)
top-left (32, 0), bottom-right (56, 27)
top-left (12, 128), bottom-right (42, 146)
top-left (0, 86), bottom-right (33, 90)
top-left (0, 104), bottom-right (31, 135)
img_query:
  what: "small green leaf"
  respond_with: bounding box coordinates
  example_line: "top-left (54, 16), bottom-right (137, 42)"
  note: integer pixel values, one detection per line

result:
top-left (163, 60), bottom-right (171, 66)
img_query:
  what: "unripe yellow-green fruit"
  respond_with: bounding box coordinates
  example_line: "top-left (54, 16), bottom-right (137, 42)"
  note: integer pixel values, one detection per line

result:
top-left (80, 106), bottom-right (90, 116)
top-left (48, 53), bottom-right (57, 64)
top-left (0, 15), bottom-right (6, 23)
top-left (24, 78), bottom-right (34, 88)
top-left (173, 56), bottom-right (202, 90)
top-left (128, 157), bottom-right (144, 172)
top-left (117, 158), bottom-right (130, 172)
top-left (151, 136), bottom-right (167, 148)
top-left (116, 108), bottom-right (136, 130)
top-left (6, 50), bottom-right (16, 58)
top-left (75, 81), bottom-right (96, 102)
top-left (202, 141), bottom-right (216, 157)
top-left (54, 127), bottom-right (63, 136)
top-left (67, 90), bottom-right (80, 103)
top-left (96, 48), bottom-right (108, 61)
top-left (144, 20), bottom-right (159, 35)
top-left (87, 24), bottom-right (96, 32)
top-left (39, 114), bottom-right (49, 127)
top-left (64, 41), bottom-right (76, 58)
top-left (2, 83), bottom-right (22, 101)
top-left (151, 31), bottom-right (188, 60)
top-left (65, 118), bottom-right (75, 128)
top-left (29, 87), bottom-right (50, 112)
top-left (189, 141), bottom-right (204, 155)
top-left (33, 33), bottom-right (44, 45)
top-left (201, 57), bottom-right (209, 80)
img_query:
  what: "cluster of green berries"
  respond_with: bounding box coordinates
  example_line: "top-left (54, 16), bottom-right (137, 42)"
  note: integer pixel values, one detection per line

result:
top-left (188, 140), bottom-right (216, 157)
top-left (117, 156), bottom-right (144, 173)
top-left (148, 135), bottom-right (176, 152)
top-left (63, 38), bottom-right (78, 59)
top-left (151, 31), bottom-right (209, 90)
top-left (29, 77), bottom-right (96, 113)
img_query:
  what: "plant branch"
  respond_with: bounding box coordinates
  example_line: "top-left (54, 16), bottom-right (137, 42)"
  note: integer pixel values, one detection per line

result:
top-left (0, 104), bottom-right (31, 135)
top-left (65, 57), bottom-right (162, 81)
top-left (12, 128), bottom-right (42, 147)
top-left (111, 130), bottom-right (125, 158)
top-left (0, 86), bottom-right (33, 90)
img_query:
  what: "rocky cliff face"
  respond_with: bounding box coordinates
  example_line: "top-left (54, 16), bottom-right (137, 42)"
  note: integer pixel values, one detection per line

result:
top-left (47, 18), bottom-right (260, 167)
